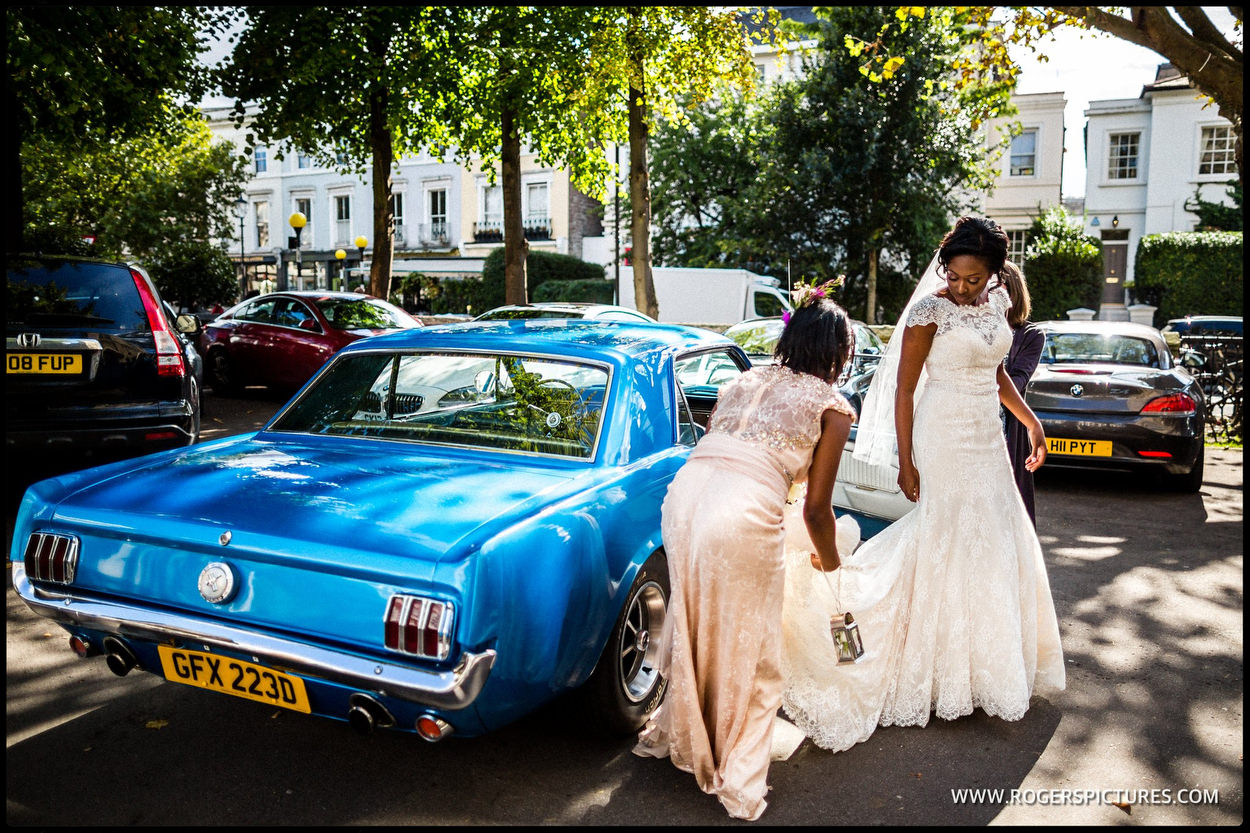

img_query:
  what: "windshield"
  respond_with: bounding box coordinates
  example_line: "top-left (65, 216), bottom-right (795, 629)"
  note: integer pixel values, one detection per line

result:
top-left (270, 350), bottom-right (610, 459)
top-left (312, 296), bottom-right (420, 330)
top-left (1042, 333), bottom-right (1162, 368)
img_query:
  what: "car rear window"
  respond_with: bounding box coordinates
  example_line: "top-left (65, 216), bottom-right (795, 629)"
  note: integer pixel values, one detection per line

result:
top-left (1042, 333), bottom-right (1162, 367)
top-left (270, 350), bottom-right (610, 459)
top-left (311, 296), bottom-right (418, 330)
top-left (6, 260), bottom-right (149, 333)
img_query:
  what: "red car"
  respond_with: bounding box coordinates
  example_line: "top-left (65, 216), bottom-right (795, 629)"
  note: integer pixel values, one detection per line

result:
top-left (201, 291), bottom-right (422, 394)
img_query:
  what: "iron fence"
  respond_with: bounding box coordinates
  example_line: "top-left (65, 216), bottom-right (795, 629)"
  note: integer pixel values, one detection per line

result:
top-left (1179, 334), bottom-right (1242, 444)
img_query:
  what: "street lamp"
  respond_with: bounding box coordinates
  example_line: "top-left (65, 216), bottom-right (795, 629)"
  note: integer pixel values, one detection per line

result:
top-left (354, 235), bottom-right (368, 292)
top-left (335, 248), bottom-right (347, 292)
top-left (234, 196), bottom-right (248, 299)
top-left (289, 211), bottom-right (307, 289)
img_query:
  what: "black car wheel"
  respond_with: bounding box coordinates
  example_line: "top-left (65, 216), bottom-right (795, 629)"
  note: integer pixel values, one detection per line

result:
top-left (209, 350), bottom-right (242, 396)
top-left (585, 549), bottom-right (669, 735)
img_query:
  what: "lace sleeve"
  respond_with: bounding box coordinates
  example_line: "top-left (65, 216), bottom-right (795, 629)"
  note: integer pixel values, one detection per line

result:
top-left (905, 294), bottom-right (946, 328)
top-left (824, 389), bottom-right (857, 421)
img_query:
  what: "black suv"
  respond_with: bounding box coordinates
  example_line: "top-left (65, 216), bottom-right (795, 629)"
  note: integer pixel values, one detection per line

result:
top-left (6, 255), bottom-right (203, 475)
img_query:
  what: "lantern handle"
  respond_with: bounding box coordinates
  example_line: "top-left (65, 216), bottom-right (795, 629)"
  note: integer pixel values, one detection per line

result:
top-left (819, 568), bottom-right (843, 610)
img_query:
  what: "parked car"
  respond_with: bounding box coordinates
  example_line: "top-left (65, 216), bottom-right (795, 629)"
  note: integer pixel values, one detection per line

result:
top-left (11, 319), bottom-right (752, 740)
top-left (1025, 320), bottom-right (1206, 491)
top-left (6, 254), bottom-right (203, 473)
top-left (474, 302), bottom-right (658, 323)
top-left (722, 315), bottom-right (912, 536)
top-left (200, 290), bottom-right (422, 394)
top-left (1161, 315), bottom-right (1243, 337)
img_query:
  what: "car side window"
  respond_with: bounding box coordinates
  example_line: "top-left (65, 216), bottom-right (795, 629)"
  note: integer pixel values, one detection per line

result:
top-left (674, 348), bottom-right (746, 435)
top-left (237, 299), bottom-right (277, 324)
top-left (274, 299), bottom-right (320, 331)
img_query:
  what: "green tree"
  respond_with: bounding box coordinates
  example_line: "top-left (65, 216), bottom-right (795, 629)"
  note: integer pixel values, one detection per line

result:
top-left (1021, 206), bottom-right (1103, 321)
top-left (217, 7), bottom-right (480, 299)
top-left (1185, 181), bottom-right (1243, 231)
top-left (582, 7), bottom-right (782, 318)
top-left (144, 241), bottom-right (240, 311)
top-left (6, 6), bottom-right (225, 251)
top-left (22, 112), bottom-right (248, 305)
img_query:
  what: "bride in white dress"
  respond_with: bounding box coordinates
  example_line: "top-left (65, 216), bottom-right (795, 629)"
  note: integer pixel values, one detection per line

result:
top-left (781, 216), bottom-right (1066, 753)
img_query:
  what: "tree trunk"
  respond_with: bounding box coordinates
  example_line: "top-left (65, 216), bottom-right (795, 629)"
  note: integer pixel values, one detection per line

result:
top-left (865, 246), bottom-right (879, 325)
top-left (369, 85), bottom-right (395, 300)
top-left (626, 7), bottom-right (658, 320)
top-left (501, 100), bottom-right (528, 305)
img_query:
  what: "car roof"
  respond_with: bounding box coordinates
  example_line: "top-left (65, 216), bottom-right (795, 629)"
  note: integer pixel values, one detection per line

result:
top-left (1037, 319), bottom-right (1168, 342)
top-left (339, 318), bottom-right (734, 364)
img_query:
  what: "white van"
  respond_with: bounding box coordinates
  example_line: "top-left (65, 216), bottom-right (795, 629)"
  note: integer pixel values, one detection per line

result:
top-left (618, 267), bottom-right (792, 325)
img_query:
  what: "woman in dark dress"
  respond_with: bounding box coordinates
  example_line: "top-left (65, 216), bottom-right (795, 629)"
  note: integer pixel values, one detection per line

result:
top-left (1001, 262), bottom-right (1045, 526)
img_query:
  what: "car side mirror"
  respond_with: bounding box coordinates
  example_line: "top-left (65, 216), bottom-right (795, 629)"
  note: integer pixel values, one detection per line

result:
top-left (174, 313), bottom-right (201, 335)
top-left (297, 318), bottom-right (319, 331)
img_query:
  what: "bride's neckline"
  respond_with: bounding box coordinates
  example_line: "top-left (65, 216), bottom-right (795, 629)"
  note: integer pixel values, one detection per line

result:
top-left (934, 290), bottom-right (991, 309)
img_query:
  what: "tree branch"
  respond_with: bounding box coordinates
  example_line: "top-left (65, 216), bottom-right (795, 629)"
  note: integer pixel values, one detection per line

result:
top-left (1174, 6), bottom-right (1242, 61)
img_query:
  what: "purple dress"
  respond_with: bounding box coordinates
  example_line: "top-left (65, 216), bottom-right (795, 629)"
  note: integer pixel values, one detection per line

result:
top-left (1003, 323), bottom-right (1044, 526)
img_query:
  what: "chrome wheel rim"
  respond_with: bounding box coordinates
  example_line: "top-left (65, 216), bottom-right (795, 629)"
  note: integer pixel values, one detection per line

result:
top-left (619, 579), bottom-right (665, 703)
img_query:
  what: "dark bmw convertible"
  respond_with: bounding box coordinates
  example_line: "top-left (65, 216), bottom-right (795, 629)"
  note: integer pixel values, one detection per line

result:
top-left (1025, 320), bottom-right (1206, 492)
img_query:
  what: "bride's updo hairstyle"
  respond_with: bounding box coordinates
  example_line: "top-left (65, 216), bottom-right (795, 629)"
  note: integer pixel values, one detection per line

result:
top-left (938, 215), bottom-right (1009, 290)
top-left (774, 294), bottom-right (854, 384)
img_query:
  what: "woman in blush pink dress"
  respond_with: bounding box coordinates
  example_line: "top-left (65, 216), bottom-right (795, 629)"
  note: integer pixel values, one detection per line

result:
top-left (633, 285), bottom-right (858, 821)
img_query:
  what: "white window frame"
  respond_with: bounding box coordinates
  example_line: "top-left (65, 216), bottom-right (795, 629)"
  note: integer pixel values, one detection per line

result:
top-left (331, 191), bottom-right (354, 247)
top-left (1107, 132), bottom-right (1141, 181)
top-left (479, 180), bottom-right (503, 228)
top-left (254, 148), bottom-right (268, 175)
top-left (254, 199), bottom-right (270, 249)
top-left (292, 195), bottom-right (313, 249)
top-left (521, 174), bottom-right (552, 228)
top-left (427, 186), bottom-right (448, 242)
top-left (1008, 128), bottom-right (1038, 178)
top-left (1197, 124), bottom-right (1236, 177)
top-left (1006, 229), bottom-right (1028, 264)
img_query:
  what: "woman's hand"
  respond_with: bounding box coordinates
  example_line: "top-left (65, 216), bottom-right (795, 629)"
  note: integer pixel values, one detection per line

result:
top-left (898, 460), bottom-right (921, 503)
top-left (1025, 420), bottom-right (1047, 472)
top-left (810, 551), bottom-right (840, 572)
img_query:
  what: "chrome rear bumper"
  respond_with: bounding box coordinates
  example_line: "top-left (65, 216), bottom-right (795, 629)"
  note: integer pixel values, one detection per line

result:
top-left (12, 563), bottom-right (495, 710)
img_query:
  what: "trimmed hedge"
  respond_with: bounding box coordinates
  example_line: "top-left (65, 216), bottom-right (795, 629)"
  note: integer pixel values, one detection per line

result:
top-left (1133, 231), bottom-right (1243, 328)
top-left (532, 278), bottom-right (616, 304)
top-left (400, 248), bottom-right (609, 315)
top-left (1022, 208), bottom-right (1104, 322)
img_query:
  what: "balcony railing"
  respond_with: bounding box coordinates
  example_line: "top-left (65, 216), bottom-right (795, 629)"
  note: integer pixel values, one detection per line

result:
top-left (471, 217), bottom-right (551, 243)
top-left (419, 221), bottom-right (450, 247)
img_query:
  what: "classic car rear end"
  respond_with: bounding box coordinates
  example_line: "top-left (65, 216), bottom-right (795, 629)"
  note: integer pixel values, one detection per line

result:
top-left (12, 321), bottom-right (751, 739)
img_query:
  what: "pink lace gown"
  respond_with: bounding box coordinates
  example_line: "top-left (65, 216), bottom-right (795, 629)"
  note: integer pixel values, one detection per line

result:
top-left (780, 288), bottom-right (1066, 753)
top-left (633, 364), bottom-right (856, 821)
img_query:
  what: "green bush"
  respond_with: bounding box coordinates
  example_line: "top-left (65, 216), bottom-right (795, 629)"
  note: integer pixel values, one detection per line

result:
top-left (532, 279), bottom-right (616, 304)
top-left (142, 241), bottom-right (240, 310)
top-left (481, 247), bottom-right (606, 297)
top-left (1133, 231), bottom-right (1243, 327)
top-left (1022, 208), bottom-right (1104, 322)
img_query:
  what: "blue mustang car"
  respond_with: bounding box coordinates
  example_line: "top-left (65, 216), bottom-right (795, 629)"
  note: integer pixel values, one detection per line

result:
top-left (11, 320), bottom-right (750, 740)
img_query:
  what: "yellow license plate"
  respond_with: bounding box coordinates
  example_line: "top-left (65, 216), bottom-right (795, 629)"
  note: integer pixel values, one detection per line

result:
top-left (6, 353), bottom-right (83, 374)
top-left (158, 646), bottom-right (311, 713)
top-left (1047, 437), bottom-right (1113, 457)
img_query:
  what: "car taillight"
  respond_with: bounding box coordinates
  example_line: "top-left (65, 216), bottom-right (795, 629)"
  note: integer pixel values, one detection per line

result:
top-left (384, 595), bottom-right (453, 661)
top-left (1141, 393), bottom-right (1197, 415)
top-left (130, 268), bottom-right (186, 378)
top-left (24, 532), bottom-right (79, 584)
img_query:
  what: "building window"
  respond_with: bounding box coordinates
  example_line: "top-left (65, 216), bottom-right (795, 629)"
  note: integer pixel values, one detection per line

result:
top-left (334, 195), bottom-right (352, 245)
top-left (391, 192), bottom-right (405, 243)
top-left (254, 200), bottom-right (269, 248)
top-left (294, 197), bottom-right (312, 247)
top-left (297, 152), bottom-right (312, 169)
top-left (524, 181), bottom-right (550, 240)
top-left (254, 148), bottom-right (268, 174)
top-left (1006, 230), bottom-right (1028, 264)
top-left (428, 189), bottom-right (447, 241)
top-left (1107, 132), bottom-right (1140, 180)
top-left (1009, 129), bottom-right (1037, 177)
top-left (1199, 125), bottom-right (1235, 175)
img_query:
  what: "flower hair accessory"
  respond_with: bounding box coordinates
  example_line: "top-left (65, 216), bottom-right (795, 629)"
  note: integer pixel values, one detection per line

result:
top-left (788, 275), bottom-right (846, 317)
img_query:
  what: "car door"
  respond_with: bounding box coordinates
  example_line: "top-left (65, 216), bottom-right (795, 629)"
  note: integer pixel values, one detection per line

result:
top-left (223, 296), bottom-right (281, 386)
top-left (268, 297), bottom-right (339, 389)
top-left (673, 347), bottom-right (748, 441)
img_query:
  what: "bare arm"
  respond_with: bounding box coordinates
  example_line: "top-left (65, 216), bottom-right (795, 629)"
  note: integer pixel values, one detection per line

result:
top-left (895, 322), bottom-right (936, 502)
top-left (998, 363), bottom-right (1047, 471)
top-left (804, 407), bottom-right (853, 572)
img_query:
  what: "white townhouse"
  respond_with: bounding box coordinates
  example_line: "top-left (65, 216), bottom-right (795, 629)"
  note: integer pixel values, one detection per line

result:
top-left (1083, 63), bottom-right (1238, 318)
top-left (205, 103), bottom-right (611, 304)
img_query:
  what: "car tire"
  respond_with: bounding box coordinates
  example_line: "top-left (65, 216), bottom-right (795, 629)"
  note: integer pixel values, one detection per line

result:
top-left (585, 549), bottom-right (669, 736)
top-left (208, 350), bottom-right (242, 396)
top-left (1168, 444), bottom-right (1205, 493)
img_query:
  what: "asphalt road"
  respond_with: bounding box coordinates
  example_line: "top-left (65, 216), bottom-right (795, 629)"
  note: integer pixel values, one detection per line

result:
top-left (6, 389), bottom-right (1243, 825)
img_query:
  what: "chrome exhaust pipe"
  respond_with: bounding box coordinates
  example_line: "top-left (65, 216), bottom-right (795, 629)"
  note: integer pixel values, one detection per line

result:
top-left (102, 637), bottom-right (137, 677)
top-left (347, 693), bottom-right (395, 736)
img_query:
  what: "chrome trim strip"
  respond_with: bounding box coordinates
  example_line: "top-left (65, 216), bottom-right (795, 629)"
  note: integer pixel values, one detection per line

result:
top-left (12, 563), bottom-right (495, 710)
top-left (6, 337), bottom-right (103, 351)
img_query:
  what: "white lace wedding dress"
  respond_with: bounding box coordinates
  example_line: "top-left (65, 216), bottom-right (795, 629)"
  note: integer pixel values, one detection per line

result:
top-left (780, 287), bottom-right (1066, 753)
